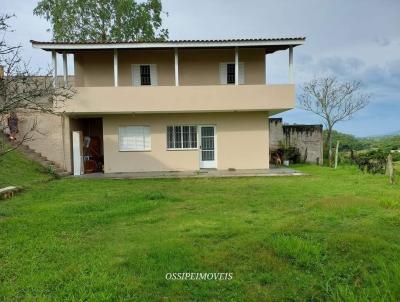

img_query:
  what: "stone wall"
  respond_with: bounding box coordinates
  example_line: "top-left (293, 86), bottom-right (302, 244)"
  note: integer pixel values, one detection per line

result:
top-left (269, 118), bottom-right (323, 165)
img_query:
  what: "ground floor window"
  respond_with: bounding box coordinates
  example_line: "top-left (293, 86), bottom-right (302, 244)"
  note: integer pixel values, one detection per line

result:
top-left (119, 126), bottom-right (151, 151)
top-left (167, 125), bottom-right (197, 149)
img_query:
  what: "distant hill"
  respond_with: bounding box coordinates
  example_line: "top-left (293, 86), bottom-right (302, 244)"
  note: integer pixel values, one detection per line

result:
top-left (325, 130), bottom-right (400, 152)
top-left (363, 130), bottom-right (400, 139)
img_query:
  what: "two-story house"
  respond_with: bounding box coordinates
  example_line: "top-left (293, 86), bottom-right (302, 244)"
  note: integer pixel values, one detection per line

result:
top-left (29, 38), bottom-right (305, 175)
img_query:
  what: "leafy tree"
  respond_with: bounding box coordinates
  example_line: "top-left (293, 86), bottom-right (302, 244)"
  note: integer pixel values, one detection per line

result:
top-left (299, 77), bottom-right (370, 166)
top-left (34, 0), bottom-right (169, 42)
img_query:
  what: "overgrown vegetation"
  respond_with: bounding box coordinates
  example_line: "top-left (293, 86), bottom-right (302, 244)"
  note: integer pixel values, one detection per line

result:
top-left (353, 149), bottom-right (388, 174)
top-left (1, 151), bottom-right (400, 301)
top-left (324, 130), bottom-right (400, 175)
top-left (326, 130), bottom-right (400, 153)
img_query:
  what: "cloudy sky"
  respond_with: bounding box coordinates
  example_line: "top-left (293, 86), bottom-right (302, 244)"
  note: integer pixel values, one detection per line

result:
top-left (2, 0), bottom-right (400, 137)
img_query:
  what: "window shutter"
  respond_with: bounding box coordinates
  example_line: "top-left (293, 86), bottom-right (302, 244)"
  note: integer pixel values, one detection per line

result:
top-left (219, 63), bottom-right (227, 84)
top-left (239, 62), bottom-right (245, 84)
top-left (119, 126), bottom-right (151, 151)
top-left (150, 64), bottom-right (158, 86)
top-left (132, 64), bottom-right (141, 86)
top-left (143, 126), bottom-right (151, 150)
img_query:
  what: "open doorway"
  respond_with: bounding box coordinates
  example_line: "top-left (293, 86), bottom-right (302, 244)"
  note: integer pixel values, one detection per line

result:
top-left (71, 117), bottom-right (103, 174)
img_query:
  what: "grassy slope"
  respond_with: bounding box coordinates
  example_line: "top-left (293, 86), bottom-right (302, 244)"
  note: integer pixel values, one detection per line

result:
top-left (0, 155), bottom-right (400, 301)
top-left (0, 149), bottom-right (52, 187)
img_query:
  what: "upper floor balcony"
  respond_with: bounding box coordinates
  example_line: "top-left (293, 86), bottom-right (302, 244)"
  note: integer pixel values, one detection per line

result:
top-left (31, 38), bottom-right (305, 115)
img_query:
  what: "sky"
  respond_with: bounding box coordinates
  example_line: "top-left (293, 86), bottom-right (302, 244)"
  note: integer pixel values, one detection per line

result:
top-left (2, 0), bottom-right (400, 137)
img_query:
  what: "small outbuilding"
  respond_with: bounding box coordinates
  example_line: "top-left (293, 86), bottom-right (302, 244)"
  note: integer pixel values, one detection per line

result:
top-left (269, 118), bottom-right (323, 165)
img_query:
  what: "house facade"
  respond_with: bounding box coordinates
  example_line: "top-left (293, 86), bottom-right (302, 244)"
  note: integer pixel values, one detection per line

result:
top-left (29, 38), bottom-right (305, 175)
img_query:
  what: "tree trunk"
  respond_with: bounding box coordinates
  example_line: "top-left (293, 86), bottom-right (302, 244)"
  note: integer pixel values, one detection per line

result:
top-left (326, 128), bottom-right (333, 167)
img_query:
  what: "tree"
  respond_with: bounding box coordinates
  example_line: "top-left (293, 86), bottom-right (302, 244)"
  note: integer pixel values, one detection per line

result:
top-left (299, 77), bottom-right (370, 166)
top-left (0, 15), bottom-right (74, 157)
top-left (34, 0), bottom-right (169, 42)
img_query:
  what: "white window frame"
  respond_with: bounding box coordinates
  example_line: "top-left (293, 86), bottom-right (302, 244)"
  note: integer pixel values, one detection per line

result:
top-left (166, 125), bottom-right (198, 150)
top-left (131, 64), bottom-right (158, 86)
top-left (118, 126), bottom-right (151, 152)
top-left (219, 62), bottom-right (245, 85)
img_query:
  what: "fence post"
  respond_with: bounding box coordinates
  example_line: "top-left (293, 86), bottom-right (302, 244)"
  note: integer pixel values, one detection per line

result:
top-left (334, 141), bottom-right (340, 169)
top-left (387, 154), bottom-right (395, 184)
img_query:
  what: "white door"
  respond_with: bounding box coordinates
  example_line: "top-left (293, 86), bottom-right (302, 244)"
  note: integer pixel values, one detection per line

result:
top-left (72, 131), bottom-right (83, 176)
top-left (199, 126), bottom-right (217, 169)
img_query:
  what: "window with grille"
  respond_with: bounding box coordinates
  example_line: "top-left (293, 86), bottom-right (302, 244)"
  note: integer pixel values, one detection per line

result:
top-left (227, 63), bottom-right (235, 84)
top-left (140, 65), bottom-right (151, 85)
top-left (167, 125), bottom-right (197, 149)
top-left (119, 126), bottom-right (151, 151)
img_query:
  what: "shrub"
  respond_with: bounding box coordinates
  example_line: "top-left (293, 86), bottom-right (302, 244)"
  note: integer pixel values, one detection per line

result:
top-left (391, 151), bottom-right (400, 162)
top-left (283, 147), bottom-right (302, 163)
top-left (270, 144), bottom-right (302, 165)
top-left (354, 150), bottom-right (387, 174)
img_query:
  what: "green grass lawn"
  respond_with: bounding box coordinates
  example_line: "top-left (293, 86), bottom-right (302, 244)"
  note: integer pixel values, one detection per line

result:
top-left (0, 152), bottom-right (400, 301)
top-left (0, 149), bottom-right (53, 187)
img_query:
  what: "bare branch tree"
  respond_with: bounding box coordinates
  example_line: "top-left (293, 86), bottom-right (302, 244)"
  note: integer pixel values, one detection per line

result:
top-left (0, 14), bottom-right (19, 56)
top-left (0, 14), bottom-right (74, 157)
top-left (299, 77), bottom-right (370, 166)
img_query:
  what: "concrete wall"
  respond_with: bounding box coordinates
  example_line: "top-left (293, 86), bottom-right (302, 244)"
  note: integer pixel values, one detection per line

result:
top-left (16, 112), bottom-right (72, 171)
top-left (58, 84), bottom-right (295, 114)
top-left (103, 112), bottom-right (269, 173)
top-left (269, 118), bottom-right (323, 165)
top-left (73, 48), bottom-right (265, 87)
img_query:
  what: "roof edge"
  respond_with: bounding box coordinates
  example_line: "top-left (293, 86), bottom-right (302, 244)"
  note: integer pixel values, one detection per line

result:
top-left (30, 37), bottom-right (306, 51)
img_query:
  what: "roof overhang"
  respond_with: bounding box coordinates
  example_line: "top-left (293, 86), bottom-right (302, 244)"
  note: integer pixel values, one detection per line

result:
top-left (30, 38), bottom-right (305, 53)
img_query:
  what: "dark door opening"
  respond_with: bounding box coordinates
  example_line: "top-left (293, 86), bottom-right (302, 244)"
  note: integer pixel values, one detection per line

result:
top-left (71, 117), bottom-right (104, 174)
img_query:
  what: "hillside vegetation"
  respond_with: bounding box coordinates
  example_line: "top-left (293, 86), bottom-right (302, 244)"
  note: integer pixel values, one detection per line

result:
top-left (325, 130), bottom-right (400, 153)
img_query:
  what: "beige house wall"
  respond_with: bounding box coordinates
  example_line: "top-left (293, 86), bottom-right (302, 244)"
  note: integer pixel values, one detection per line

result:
top-left (73, 48), bottom-right (265, 87)
top-left (16, 112), bottom-right (73, 171)
top-left (16, 111), bottom-right (270, 173)
top-left (119, 49), bottom-right (175, 86)
top-left (74, 51), bottom-right (114, 87)
top-left (179, 48), bottom-right (265, 85)
top-left (103, 112), bottom-right (269, 173)
top-left (59, 84), bottom-right (294, 114)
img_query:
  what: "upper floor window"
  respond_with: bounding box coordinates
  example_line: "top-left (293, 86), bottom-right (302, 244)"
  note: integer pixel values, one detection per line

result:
top-left (219, 62), bottom-right (245, 85)
top-left (227, 63), bottom-right (235, 84)
top-left (140, 65), bottom-right (151, 85)
top-left (132, 64), bottom-right (158, 86)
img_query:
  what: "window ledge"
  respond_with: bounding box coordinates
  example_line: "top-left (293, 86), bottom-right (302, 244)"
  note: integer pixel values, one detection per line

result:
top-left (166, 148), bottom-right (198, 151)
top-left (119, 149), bottom-right (151, 152)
